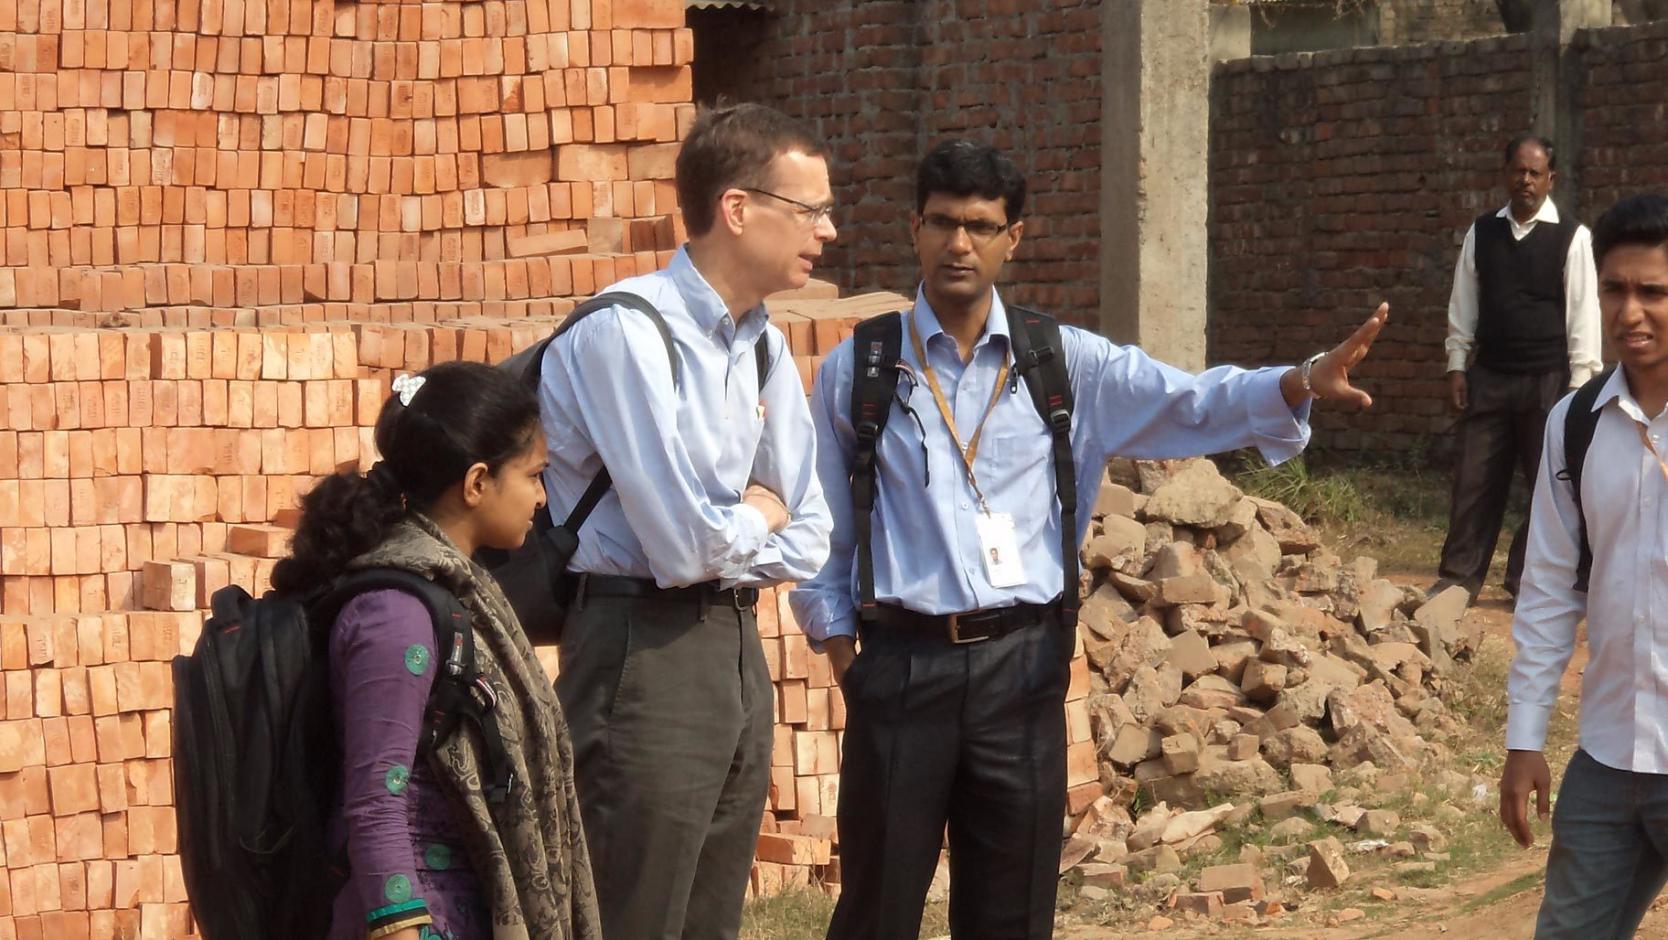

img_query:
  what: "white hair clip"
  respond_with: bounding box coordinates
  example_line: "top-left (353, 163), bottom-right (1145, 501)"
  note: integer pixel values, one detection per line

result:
top-left (391, 373), bottom-right (426, 407)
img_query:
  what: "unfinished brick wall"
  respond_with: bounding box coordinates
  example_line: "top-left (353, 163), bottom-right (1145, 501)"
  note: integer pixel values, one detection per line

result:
top-left (1208, 36), bottom-right (1535, 453)
top-left (1575, 19), bottom-right (1668, 213)
top-left (1377, 0), bottom-right (1506, 43)
top-left (717, 0), bottom-right (1104, 326)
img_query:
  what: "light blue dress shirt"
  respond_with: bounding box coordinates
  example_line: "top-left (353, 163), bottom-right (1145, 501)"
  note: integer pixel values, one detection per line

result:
top-left (537, 247), bottom-right (832, 588)
top-left (789, 289), bottom-right (1312, 646)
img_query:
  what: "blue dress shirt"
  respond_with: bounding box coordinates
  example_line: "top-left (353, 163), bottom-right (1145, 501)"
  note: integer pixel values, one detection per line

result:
top-left (789, 289), bottom-right (1312, 646)
top-left (537, 247), bottom-right (832, 588)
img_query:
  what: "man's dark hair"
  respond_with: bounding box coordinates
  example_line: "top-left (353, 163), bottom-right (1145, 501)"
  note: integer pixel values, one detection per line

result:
top-left (674, 102), bottom-right (829, 238)
top-left (915, 139), bottom-right (1028, 221)
top-left (1592, 193), bottom-right (1668, 268)
top-left (1504, 134), bottom-right (1557, 170)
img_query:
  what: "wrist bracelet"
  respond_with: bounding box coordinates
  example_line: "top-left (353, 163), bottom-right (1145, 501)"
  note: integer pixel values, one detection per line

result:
top-left (1299, 352), bottom-right (1327, 398)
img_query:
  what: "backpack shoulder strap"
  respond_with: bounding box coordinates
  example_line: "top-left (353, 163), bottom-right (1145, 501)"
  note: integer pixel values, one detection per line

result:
top-left (754, 330), bottom-right (773, 389)
top-left (322, 568), bottom-right (516, 803)
top-left (1005, 306), bottom-right (1080, 625)
top-left (541, 291), bottom-right (679, 551)
top-left (849, 312), bottom-right (906, 621)
top-left (1558, 366), bottom-right (1613, 593)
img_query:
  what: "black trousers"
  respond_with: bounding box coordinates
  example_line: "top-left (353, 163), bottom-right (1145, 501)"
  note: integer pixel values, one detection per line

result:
top-left (1438, 363), bottom-right (1569, 596)
top-left (557, 593), bottom-right (773, 940)
top-left (827, 618), bottom-right (1073, 940)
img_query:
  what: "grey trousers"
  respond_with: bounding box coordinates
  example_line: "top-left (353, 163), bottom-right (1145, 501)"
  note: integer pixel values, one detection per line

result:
top-left (556, 593), bottom-right (773, 940)
top-left (1536, 749), bottom-right (1668, 938)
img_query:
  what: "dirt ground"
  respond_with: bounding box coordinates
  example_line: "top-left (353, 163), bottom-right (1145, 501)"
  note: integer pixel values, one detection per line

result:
top-left (1065, 586), bottom-right (1668, 938)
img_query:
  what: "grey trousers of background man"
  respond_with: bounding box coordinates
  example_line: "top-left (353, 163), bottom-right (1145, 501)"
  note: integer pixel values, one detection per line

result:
top-left (1535, 749), bottom-right (1668, 938)
top-left (556, 593), bottom-right (773, 940)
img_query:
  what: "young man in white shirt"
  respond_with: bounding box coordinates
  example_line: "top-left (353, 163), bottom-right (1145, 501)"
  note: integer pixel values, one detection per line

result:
top-left (1500, 192), bottom-right (1668, 937)
top-left (1436, 135), bottom-right (1602, 603)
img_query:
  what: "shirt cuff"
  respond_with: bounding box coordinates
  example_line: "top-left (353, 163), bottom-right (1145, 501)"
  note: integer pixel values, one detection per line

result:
top-left (1246, 368), bottom-right (1311, 466)
top-left (1505, 702), bottom-right (1553, 753)
top-left (1447, 351), bottom-right (1469, 373)
top-left (708, 502), bottom-right (772, 582)
top-left (1570, 364), bottom-right (1595, 387)
top-left (788, 587), bottom-right (859, 653)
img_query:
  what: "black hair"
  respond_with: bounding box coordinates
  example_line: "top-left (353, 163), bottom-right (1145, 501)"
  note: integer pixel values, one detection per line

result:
top-left (1592, 193), bottom-right (1668, 269)
top-left (1504, 134), bottom-right (1557, 170)
top-left (915, 139), bottom-right (1028, 221)
top-left (675, 101), bottom-right (830, 238)
top-left (271, 360), bottom-right (541, 593)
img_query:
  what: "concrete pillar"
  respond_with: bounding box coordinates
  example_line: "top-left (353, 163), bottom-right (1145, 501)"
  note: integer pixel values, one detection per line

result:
top-left (1100, 0), bottom-right (1211, 371)
top-left (1530, 0), bottom-right (1609, 214)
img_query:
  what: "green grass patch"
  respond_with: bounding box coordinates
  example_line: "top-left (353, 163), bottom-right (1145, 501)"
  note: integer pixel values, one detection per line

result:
top-left (1222, 446), bottom-right (1529, 578)
top-left (1462, 869), bottom-right (1545, 914)
top-left (740, 888), bottom-right (948, 940)
top-left (740, 888), bottom-right (835, 940)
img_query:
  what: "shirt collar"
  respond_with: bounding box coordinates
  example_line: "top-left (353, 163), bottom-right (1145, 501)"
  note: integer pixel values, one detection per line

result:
top-left (668, 245), bottom-right (766, 337)
top-left (1594, 367), bottom-right (1653, 424)
top-left (909, 287), bottom-right (1012, 352)
top-left (1496, 199), bottom-right (1561, 227)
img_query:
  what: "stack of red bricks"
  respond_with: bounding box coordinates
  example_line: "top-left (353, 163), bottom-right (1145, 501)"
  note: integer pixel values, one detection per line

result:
top-left (1, 608), bottom-right (199, 939)
top-left (0, 0), bottom-right (1100, 929)
top-left (0, 0), bottom-right (694, 323)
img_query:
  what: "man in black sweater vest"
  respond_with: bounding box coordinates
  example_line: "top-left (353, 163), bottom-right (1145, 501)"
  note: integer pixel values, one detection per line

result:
top-left (1436, 135), bottom-right (1601, 602)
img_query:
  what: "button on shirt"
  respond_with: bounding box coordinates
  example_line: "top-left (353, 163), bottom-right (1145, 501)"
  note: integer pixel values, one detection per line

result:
top-left (537, 247), bottom-right (832, 587)
top-left (1507, 369), bottom-right (1668, 772)
top-left (789, 291), bottom-right (1313, 646)
top-left (1445, 202), bottom-right (1603, 384)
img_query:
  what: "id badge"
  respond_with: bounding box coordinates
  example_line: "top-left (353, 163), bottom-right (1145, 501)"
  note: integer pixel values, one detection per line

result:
top-left (975, 511), bottom-right (1027, 588)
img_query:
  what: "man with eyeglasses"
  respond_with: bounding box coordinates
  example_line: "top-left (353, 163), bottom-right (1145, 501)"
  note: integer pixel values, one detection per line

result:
top-left (792, 139), bottom-right (1388, 939)
top-left (537, 102), bottom-right (834, 940)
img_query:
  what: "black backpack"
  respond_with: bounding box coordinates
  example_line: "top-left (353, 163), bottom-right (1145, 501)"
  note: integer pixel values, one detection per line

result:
top-left (1557, 366), bottom-right (1615, 592)
top-left (482, 291), bottom-right (770, 641)
top-left (847, 307), bottom-right (1079, 626)
top-left (172, 568), bottom-right (510, 940)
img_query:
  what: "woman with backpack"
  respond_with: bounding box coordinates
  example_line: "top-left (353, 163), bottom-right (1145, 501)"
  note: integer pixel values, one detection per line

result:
top-left (270, 361), bottom-right (601, 940)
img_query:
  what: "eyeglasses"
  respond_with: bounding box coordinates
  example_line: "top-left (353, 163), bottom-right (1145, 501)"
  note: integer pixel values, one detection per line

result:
top-left (919, 213), bottom-right (1012, 243)
top-left (743, 188), bottom-right (836, 227)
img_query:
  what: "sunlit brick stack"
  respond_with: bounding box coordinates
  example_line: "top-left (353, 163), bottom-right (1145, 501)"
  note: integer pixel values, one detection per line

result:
top-left (0, 0), bottom-right (1102, 927)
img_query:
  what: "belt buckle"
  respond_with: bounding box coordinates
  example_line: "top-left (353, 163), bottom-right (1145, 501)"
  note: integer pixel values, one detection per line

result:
top-left (946, 612), bottom-right (989, 645)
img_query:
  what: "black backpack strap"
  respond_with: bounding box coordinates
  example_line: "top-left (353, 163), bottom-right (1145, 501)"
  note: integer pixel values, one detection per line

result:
top-left (1006, 306), bottom-right (1080, 627)
top-left (538, 291), bottom-right (680, 561)
top-left (322, 569), bottom-right (517, 804)
top-left (1557, 367), bottom-right (1613, 593)
top-left (849, 312), bottom-right (906, 622)
top-left (755, 329), bottom-right (773, 388)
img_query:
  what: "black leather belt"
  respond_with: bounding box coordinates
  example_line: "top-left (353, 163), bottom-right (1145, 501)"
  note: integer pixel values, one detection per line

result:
top-left (572, 573), bottom-right (759, 610)
top-left (864, 601), bottom-right (1059, 644)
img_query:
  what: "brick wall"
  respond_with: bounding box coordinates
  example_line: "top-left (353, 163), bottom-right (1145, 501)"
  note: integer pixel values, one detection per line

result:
top-left (1208, 22), bottom-right (1668, 454)
top-left (1575, 20), bottom-right (1668, 212)
top-left (1208, 36), bottom-right (1535, 452)
top-left (1378, 0), bottom-right (1505, 43)
top-left (718, 0), bottom-right (1104, 325)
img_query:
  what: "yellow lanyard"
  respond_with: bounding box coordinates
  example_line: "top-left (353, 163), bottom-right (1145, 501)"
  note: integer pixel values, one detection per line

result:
top-left (907, 313), bottom-right (1012, 513)
top-left (1636, 422), bottom-right (1668, 483)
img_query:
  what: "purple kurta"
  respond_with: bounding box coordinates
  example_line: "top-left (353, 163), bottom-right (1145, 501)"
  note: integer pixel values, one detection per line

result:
top-left (326, 589), bottom-right (490, 940)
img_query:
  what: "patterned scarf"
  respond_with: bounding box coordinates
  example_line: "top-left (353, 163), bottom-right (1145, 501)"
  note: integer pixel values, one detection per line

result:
top-left (351, 513), bottom-right (602, 940)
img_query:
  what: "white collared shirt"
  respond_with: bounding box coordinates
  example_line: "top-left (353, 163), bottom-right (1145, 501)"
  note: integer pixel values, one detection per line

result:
top-left (1507, 369), bottom-right (1668, 771)
top-left (1444, 201), bottom-right (1603, 384)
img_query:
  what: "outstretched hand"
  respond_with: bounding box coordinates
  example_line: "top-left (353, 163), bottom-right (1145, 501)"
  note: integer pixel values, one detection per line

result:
top-left (1307, 303), bottom-right (1389, 407)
